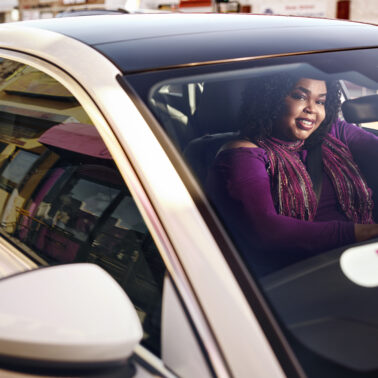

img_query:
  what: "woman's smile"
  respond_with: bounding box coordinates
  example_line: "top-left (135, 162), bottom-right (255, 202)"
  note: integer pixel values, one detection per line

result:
top-left (296, 117), bottom-right (316, 130)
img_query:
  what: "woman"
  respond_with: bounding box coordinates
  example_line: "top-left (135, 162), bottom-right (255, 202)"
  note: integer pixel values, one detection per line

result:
top-left (207, 74), bottom-right (378, 275)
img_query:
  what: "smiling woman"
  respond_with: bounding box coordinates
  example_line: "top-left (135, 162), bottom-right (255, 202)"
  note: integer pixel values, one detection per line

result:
top-left (237, 73), bottom-right (341, 147)
top-left (206, 73), bottom-right (378, 275)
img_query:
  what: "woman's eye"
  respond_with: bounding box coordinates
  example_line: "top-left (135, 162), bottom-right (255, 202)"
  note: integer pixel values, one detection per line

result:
top-left (316, 99), bottom-right (326, 105)
top-left (291, 92), bottom-right (306, 100)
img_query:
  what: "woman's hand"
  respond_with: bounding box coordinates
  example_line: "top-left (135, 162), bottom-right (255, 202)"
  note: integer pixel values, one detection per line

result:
top-left (354, 224), bottom-right (378, 242)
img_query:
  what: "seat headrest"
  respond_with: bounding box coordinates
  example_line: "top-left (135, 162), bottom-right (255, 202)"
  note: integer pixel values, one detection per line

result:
top-left (184, 132), bottom-right (239, 184)
top-left (194, 81), bottom-right (245, 135)
top-left (341, 94), bottom-right (378, 124)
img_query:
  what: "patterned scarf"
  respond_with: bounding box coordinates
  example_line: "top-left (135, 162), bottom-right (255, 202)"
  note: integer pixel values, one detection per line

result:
top-left (257, 135), bottom-right (374, 223)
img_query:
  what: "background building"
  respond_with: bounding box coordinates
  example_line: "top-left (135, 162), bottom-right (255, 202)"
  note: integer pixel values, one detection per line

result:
top-left (0, 0), bottom-right (17, 22)
top-left (18, 0), bottom-right (118, 19)
top-left (11, 0), bottom-right (378, 23)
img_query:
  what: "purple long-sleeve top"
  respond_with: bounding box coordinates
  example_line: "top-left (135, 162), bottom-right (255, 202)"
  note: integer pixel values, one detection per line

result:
top-left (207, 120), bottom-right (378, 274)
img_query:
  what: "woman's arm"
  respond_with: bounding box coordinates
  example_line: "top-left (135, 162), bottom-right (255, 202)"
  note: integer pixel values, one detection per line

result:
top-left (333, 119), bottom-right (378, 221)
top-left (333, 119), bottom-right (378, 169)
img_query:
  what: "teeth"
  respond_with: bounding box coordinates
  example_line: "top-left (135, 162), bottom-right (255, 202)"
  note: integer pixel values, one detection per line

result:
top-left (302, 119), bottom-right (313, 126)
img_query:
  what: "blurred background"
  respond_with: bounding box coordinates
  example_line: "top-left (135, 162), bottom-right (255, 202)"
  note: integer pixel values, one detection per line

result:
top-left (1, 0), bottom-right (377, 25)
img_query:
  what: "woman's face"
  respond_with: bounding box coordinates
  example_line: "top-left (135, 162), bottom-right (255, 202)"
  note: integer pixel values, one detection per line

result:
top-left (274, 78), bottom-right (327, 141)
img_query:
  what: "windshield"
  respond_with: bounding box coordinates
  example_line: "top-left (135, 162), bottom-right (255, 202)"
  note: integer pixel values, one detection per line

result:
top-left (126, 48), bottom-right (378, 377)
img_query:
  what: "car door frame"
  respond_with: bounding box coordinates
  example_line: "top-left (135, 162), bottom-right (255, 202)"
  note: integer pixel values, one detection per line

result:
top-left (0, 24), bottom-right (285, 378)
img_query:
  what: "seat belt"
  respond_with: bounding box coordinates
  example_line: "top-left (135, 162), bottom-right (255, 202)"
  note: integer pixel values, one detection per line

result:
top-left (306, 144), bottom-right (323, 202)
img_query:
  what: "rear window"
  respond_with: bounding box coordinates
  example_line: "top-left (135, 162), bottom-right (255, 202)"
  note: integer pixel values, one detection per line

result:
top-left (126, 48), bottom-right (378, 377)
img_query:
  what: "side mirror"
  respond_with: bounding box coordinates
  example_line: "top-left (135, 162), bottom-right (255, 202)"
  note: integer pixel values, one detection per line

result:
top-left (0, 263), bottom-right (142, 368)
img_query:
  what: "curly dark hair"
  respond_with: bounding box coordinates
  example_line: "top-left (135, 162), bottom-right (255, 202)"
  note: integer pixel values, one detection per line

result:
top-left (239, 73), bottom-right (341, 148)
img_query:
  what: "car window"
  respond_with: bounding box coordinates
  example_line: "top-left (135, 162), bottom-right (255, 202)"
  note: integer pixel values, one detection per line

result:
top-left (0, 58), bottom-right (165, 356)
top-left (127, 48), bottom-right (378, 377)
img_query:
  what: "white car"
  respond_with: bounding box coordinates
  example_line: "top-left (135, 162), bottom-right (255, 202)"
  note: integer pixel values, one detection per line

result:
top-left (0, 13), bottom-right (376, 378)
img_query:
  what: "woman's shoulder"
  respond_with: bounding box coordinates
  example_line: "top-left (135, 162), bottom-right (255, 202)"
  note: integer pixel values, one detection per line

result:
top-left (214, 139), bottom-right (268, 165)
top-left (220, 139), bottom-right (259, 151)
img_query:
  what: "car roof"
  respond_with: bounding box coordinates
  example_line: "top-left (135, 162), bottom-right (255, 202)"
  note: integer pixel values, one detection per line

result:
top-left (14, 13), bottom-right (378, 73)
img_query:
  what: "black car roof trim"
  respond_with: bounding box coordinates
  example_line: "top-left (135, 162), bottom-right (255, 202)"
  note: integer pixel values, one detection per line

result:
top-left (122, 46), bottom-right (378, 75)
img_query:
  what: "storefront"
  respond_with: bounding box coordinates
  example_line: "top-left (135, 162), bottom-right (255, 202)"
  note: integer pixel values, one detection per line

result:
top-left (0, 0), bottom-right (17, 22)
top-left (13, 0), bottom-right (378, 23)
top-left (222, 0), bottom-right (377, 23)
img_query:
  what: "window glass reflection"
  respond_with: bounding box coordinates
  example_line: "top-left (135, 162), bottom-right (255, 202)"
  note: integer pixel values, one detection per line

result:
top-left (0, 58), bottom-right (165, 357)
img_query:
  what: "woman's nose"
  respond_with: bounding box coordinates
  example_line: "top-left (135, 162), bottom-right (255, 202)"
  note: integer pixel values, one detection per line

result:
top-left (304, 99), bottom-right (316, 113)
